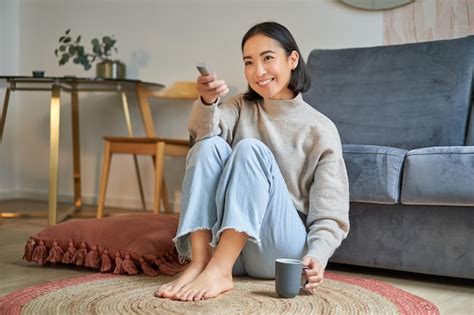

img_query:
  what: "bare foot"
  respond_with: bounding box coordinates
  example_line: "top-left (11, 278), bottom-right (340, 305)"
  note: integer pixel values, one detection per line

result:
top-left (155, 261), bottom-right (207, 298)
top-left (174, 263), bottom-right (234, 301)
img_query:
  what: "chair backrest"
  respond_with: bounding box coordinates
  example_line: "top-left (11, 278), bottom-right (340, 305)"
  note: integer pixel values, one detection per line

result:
top-left (303, 36), bottom-right (474, 150)
top-left (136, 81), bottom-right (198, 138)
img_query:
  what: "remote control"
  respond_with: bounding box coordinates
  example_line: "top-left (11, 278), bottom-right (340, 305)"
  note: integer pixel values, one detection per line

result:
top-left (196, 62), bottom-right (213, 76)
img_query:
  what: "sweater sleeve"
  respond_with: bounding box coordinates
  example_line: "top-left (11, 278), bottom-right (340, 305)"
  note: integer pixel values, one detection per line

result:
top-left (305, 156), bottom-right (350, 269)
top-left (187, 95), bottom-right (241, 144)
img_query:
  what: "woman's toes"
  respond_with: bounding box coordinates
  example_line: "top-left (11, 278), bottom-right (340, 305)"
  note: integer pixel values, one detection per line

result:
top-left (167, 286), bottom-right (183, 298)
top-left (195, 290), bottom-right (206, 301)
top-left (180, 292), bottom-right (191, 301)
top-left (186, 292), bottom-right (196, 301)
top-left (162, 287), bottom-right (176, 298)
top-left (174, 287), bottom-right (186, 299)
top-left (155, 285), bottom-right (170, 297)
top-left (179, 290), bottom-right (189, 301)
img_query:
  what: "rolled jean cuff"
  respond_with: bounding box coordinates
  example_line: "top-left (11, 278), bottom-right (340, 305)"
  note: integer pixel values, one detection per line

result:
top-left (173, 227), bottom-right (213, 263)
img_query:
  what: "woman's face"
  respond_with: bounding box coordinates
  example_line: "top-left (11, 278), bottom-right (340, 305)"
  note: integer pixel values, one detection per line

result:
top-left (242, 34), bottom-right (299, 100)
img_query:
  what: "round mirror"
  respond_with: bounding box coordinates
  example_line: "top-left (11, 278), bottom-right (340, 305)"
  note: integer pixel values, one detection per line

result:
top-left (341, 0), bottom-right (414, 10)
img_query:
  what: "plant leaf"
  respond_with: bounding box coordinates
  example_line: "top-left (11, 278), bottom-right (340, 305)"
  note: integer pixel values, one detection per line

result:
top-left (63, 37), bottom-right (71, 44)
top-left (76, 35), bottom-right (81, 43)
top-left (59, 36), bottom-right (65, 43)
top-left (92, 44), bottom-right (102, 56)
top-left (59, 45), bottom-right (66, 52)
top-left (65, 29), bottom-right (70, 35)
top-left (103, 44), bottom-right (111, 55)
top-left (54, 49), bottom-right (58, 57)
top-left (59, 53), bottom-right (70, 65)
top-left (102, 36), bottom-right (112, 45)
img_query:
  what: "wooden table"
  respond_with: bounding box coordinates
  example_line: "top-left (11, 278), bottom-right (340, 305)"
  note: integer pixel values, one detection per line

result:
top-left (0, 76), bottom-right (164, 225)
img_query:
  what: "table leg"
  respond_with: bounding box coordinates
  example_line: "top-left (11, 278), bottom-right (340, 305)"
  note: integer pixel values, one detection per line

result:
top-left (136, 83), bottom-right (157, 137)
top-left (48, 85), bottom-right (61, 225)
top-left (0, 88), bottom-right (11, 142)
top-left (121, 91), bottom-right (147, 211)
top-left (121, 91), bottom-right (133, 136)
top-left (71, 90), bottom-right (81, 209)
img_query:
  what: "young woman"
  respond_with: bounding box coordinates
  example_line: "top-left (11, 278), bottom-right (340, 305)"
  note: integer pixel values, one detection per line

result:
top-left (156, 21), bottom-right (349, 302)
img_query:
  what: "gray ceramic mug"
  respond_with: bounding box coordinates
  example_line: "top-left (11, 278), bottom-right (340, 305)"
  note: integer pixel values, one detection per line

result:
top-left (275, 258), bottom-right (308, 298)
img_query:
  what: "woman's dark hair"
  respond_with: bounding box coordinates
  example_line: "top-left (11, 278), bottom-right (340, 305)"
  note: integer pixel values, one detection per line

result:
top-left (241, 22), bottom-right (311, 101)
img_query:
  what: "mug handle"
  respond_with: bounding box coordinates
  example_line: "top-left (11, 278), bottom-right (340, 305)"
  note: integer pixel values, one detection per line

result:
top-left (299, 266), bottom-right (309, 289)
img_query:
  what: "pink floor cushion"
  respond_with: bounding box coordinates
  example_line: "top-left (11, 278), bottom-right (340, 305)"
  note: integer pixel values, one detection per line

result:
top-left (22, 213), bottom-right (188, 276)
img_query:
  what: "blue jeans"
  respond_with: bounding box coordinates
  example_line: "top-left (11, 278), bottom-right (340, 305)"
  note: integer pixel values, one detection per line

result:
top-left (173, 137), bottom-right (307, 279)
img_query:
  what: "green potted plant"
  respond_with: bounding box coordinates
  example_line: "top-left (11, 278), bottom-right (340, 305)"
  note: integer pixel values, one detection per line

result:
top-left (54, 29), bottom-right (126, 79)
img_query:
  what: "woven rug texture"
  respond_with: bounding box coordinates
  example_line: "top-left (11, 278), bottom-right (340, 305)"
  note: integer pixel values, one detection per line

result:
top-left (0, 272), bottom-right (439, 315)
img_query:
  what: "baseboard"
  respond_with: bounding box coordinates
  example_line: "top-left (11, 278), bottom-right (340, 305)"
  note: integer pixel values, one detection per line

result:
top-left (0, 189), bottom-right (22, 200)
top-left (0, 189), bottom-right (177, 211)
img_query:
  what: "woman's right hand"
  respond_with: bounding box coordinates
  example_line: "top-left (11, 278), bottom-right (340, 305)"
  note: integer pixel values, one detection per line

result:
top-left (197, 74), bottom-right (229, 105)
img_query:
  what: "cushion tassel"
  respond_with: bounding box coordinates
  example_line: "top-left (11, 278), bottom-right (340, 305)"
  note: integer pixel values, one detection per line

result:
top-left (84, 245), bottom-right (99, 269)
top-left (47, 241), bottom-right (64, 264)
top-left (23, 238), bottom-right (35, 261)
top-left (122, 254), bottom-right (138, 275)
top-left (72, 242), bottom-right (87, 266)
top-left (62, 241), bottom-right (76, 264)
top-left (32, 240), bottom-right (48, 265)
top-left (140, 258), bottom-right (159, 277)
top-left (100, 249), bottom-right (113, 273)
top-left (113, 253), bottom-right (124, 274)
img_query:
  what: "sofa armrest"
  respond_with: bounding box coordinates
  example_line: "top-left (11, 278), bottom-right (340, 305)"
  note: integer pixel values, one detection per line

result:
top-left (343, 144), bottom-right (407, 204)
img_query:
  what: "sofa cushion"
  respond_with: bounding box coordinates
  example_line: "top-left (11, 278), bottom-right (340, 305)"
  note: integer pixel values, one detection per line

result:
top-left (303, 36), bottom-right (474, 150)
top-left (401, 146), bottom-right (474, 206)
top-left (343, 144), bottom-right (407, 204)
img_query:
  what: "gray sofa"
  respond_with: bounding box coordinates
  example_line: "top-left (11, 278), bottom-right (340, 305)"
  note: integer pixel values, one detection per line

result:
top-left (303, 35), bottom-right (474, 279)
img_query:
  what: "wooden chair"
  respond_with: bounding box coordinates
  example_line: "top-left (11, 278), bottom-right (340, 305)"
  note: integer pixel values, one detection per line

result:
top-left (96, 137), bottom-right (189, 218)
top-left (96, 81), bottom-right (198, 218)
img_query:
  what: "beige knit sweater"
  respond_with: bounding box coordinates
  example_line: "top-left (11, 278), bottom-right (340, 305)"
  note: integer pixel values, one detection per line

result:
top-left (188, 93), bottom-right (349, 268)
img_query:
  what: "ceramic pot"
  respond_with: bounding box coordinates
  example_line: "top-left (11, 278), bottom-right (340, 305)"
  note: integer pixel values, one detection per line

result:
top-left (96, 60), bottom-right (126, 79)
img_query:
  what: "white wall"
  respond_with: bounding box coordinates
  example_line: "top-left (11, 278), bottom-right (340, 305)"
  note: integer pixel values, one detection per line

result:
top-left (0, 0), bottom-right (20, 200)
top-left (0, 0), bottom-right (383, 210)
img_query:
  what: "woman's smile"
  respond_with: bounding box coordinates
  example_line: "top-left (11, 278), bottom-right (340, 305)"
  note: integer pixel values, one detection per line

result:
top-left (256, 78), bottom-right (274, 87)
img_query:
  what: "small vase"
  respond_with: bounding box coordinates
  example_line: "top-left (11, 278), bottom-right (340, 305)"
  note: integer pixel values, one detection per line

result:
top-left (96, 60), bottom-right (126, 79)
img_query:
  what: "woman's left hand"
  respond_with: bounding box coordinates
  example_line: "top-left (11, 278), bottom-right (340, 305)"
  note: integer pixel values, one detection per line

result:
top-left (301, 256), bottom-right (324, 294)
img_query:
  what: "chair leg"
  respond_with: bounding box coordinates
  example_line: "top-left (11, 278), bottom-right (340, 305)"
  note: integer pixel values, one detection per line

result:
top-left (152, 151), bottom-right (171, 213)
top-left (153, 142), bottom-right (166, 214)
top-left (133, 155), bottom-right (147, 212)
top-left (97, 141), bottom-right (112, 218)
top-left (161, 178), bottom-right (171, 214)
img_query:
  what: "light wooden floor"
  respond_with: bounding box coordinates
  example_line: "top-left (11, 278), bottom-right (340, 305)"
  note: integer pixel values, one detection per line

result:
top-left (1, 199), bottom-right (473, 314)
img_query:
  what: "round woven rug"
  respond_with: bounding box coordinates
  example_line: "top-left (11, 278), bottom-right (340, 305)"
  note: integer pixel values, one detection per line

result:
top-left (0, 272), bottom-right (439, 314)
